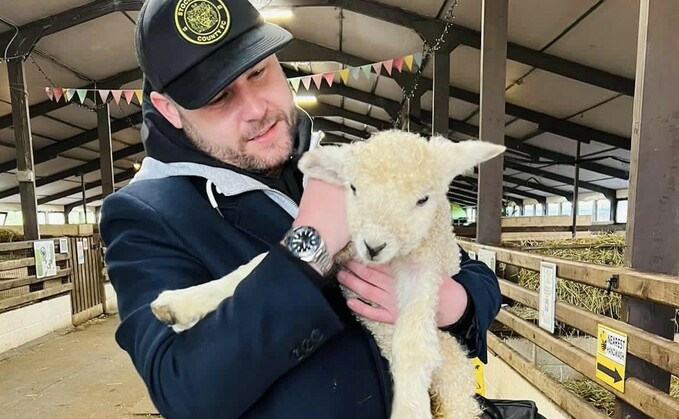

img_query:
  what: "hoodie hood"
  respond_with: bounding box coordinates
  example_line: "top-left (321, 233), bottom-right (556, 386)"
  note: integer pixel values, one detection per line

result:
top-left (136, 79), bottom-right (321, 208)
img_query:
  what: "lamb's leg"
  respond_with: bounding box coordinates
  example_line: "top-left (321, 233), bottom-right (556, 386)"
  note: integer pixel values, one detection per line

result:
top-left (389, 269), bottom-right (442, 419)
top-left (151, 252), bottom-right (268, 332)
top-left (430, 331), bottom-right (482, 419)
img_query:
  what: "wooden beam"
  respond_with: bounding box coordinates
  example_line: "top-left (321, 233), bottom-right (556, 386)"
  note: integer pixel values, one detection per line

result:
top-left (619, 1), bottom-right (679, 416)
top-left (475, 0), bottom-right (507, 246)
top-left (496, 309), bottom-right (679, 419)
top-left (457, 241), bottom-right (679, 309)
top-left (487, 334), bottom-right (609, 419)
top-left (37, 168), bottom-right (136, 205)
top-left (500, 280), bottom-right (679, 378)
top-left (98, 103), bottom-right (115, 198)
top-left (0, 0), bottom-right (143, 57)
top-left (7, 59), bottom-right (39, 240)
top-left (431, 49), bottom-right (451, 136)
top-left (0, 68), bottom-right (141, 131)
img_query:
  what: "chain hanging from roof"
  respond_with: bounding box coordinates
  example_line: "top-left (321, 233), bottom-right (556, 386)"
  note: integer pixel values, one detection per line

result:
top-left (393, 0), bottom-right (460, 130)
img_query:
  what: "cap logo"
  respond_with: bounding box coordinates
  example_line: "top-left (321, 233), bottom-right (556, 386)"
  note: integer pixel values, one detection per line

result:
top-left (174, 0), bottom-right (231, 45)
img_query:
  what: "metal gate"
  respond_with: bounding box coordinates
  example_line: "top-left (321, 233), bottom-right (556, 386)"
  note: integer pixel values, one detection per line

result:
top-left (67, 235), bottom-right (105, 324)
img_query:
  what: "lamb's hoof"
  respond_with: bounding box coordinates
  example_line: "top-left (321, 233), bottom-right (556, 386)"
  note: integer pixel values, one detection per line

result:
top-left (150, 291), bottom-right (201, 333)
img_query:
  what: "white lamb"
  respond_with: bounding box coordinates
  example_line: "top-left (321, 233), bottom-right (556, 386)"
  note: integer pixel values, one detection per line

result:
top-left (150, 130), bottom-right (505, 419)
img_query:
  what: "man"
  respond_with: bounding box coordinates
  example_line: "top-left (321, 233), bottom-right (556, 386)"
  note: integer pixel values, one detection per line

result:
top-left (99, 0), bottom-right (501, 418)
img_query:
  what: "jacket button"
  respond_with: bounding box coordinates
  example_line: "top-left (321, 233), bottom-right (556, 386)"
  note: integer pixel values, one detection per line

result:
top-left (310, 329), bottom-right (324, 342)
top-left (301, 338), bottom-right (314, 353)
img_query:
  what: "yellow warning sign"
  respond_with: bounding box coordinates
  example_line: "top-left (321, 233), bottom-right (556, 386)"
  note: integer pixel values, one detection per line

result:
top-left (472, 357), bottom-right (485, 396)
top-left (595, 324), bottom-right (627, 393)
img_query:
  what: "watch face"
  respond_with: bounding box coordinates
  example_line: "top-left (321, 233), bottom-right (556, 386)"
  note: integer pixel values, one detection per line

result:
top-left (287, 226), bottom-right (320, 258)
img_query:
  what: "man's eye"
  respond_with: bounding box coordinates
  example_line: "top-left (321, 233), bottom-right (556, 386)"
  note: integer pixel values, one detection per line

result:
top-left (250, 69), bottom-right (265, 79)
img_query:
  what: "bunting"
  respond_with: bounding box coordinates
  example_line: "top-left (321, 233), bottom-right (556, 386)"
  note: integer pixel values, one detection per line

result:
top-left (285, 51), bottom-right (424, 93)
top-left (44, 52), bottom-right (427, 102)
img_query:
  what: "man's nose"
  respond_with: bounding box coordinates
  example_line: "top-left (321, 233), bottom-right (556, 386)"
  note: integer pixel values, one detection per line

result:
top-left (240, 95), bottom-right (267, 121)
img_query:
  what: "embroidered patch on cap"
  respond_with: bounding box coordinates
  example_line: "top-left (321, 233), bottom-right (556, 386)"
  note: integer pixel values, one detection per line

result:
top-left (174, 0), bottom-right (231, 45)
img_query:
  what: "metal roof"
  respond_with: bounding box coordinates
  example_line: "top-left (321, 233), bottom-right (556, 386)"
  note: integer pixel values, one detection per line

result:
top-left (0, 0), bottom-right (636, 209)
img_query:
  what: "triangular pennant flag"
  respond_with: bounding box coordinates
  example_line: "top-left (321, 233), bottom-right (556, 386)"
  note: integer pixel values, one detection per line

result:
top-left (404, 55), bottom-right (414, 71)
top-left (383, 60), bottom-right (393, 75)
top-left (111, 90), bottom-right (123, 104)
top-left (45, 87), bottom-right (53, 101)
top-left (289, 78), bottom-right (301, 92)
top-left (301, 76), bottom-right (312, 90)
top-left (135, 90), bottom-right (143, 104)
top-left (312, 74), bottom-right (323, 89)
top-left (339, 68), bottom-right (350, 84)
top-left (350, 67), bottom-right (361, 80)
top-left (414, 52), bottom-right (423, 68)
top-left (76, 89), bottom-right (88, 104)
top-left (361, 65), bottom-right (372, 77)
top-left (323, 72), bottom-right (334, 87)
top-left (64, 89), bottom-right (74, 102)
top-left (123, 90), bottom-right (135, 104)
top-left (53, 87), bottom-right (63, 102)
top-left (393, 57), bottom-right (404, 72)
top-left (372, 62), bottom-right (382, 75)
top-left (99, 89), bottom-right (110, 103)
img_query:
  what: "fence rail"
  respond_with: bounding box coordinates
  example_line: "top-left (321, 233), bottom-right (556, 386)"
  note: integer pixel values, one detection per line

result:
top-left (457, 239), bottom-right (679, 418)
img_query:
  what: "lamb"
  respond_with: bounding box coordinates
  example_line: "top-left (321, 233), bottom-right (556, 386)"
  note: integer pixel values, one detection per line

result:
top-left (150, 130), bottom-right (506, 419)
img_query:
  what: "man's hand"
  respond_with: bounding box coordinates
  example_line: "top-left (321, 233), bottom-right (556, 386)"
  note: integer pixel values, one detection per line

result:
top-left (292, 177), bottom-right (350, 258)
top-left (337, 260), bottom-right (469, 327)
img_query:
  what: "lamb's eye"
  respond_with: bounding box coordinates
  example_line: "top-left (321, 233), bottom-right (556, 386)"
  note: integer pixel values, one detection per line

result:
top-left (350, 184), bottom-right (357, 195)
top-left (416, 196), bottom-right (429, 206)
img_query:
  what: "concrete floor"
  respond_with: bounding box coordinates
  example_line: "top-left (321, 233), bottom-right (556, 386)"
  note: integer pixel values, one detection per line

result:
top-left (0, 315), bottom-right (160, 419)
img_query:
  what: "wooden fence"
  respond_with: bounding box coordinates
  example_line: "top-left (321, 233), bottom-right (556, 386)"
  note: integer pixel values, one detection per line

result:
top-left (0, 230), bottom-right (108, 326)
top-left (458, 239), bottom-right (679, 418)
top-left (0, 238), bottom-right (72, 315)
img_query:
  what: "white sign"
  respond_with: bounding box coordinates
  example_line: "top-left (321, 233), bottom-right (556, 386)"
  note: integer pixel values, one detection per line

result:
top-left (59, 238), bottom-right (68, 254)
top-left (599, 325), bottom-right (627, 365)
top-left (33, 240), bottom-right (57, 279)
top-left (477, 250), bottom-right (496, 273)
top-left (538, 261), bottom-right (557, 333)
top-left (468, 251), bottom-right (477, 260)
top-left (77, 240), bottom-right (85, 265)
top-left (83, 238), bottom-right (89, 250)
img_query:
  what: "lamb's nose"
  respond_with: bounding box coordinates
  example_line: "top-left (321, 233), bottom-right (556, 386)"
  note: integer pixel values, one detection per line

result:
top-left (364, 241), bottom-right (387, 259)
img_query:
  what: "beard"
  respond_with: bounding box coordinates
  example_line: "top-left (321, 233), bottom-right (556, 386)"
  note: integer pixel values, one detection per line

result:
top-left (180, 105), bottom-right (298, 176)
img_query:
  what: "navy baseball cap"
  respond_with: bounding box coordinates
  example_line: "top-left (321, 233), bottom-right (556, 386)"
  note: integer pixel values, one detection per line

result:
top-left (135, 0), bottom-right (293, 110)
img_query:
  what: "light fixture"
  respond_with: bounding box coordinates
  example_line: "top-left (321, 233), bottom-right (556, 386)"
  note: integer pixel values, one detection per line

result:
top-left (133, 161), bottom-right (141, 171)
top-left (260, 8), bottom-right (294, 20)
top-left (294, 95), bottom-right (317, 105)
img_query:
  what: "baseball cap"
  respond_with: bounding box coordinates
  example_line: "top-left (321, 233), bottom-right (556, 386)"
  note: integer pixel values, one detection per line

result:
top-left (135, 0), bottom-right (293, 110)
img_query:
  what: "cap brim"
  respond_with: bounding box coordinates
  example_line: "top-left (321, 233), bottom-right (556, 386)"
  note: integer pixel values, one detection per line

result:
top-left (164, 23), bottom-right (293, 110)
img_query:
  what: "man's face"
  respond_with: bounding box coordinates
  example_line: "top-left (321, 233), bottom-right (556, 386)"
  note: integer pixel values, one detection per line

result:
top-left (159, 55), bottom-right (297, 174)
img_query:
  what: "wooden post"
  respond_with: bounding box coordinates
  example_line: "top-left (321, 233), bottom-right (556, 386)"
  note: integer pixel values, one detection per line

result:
top-left (617, 0), bottom-right (679, 417)
top-left (7, 59), bottom-right (39, 240)
top-left (476, 0), bottom-right (508, 245)
top-left (431, 50), bottom-right (451, 137)
top-left (97, 103), bottom-right (115, 198)
top-left (571, 141), bottom-right (581, 238)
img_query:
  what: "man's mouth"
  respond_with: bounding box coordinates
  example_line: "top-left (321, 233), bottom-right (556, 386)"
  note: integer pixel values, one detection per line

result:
top-left (248, 121), bottom-right (278, 142)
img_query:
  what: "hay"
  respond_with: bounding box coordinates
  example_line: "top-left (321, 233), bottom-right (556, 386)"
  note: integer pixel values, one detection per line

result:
top-left (509, 234), bottom-right (624, 322)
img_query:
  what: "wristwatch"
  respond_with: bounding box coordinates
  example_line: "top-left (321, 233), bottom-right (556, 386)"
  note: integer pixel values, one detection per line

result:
top-left (283, 226), bottom-right (333, 276)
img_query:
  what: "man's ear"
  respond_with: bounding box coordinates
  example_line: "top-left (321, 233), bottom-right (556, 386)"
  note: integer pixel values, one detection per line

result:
top-left (429, 135), bottom-right (506, 180)
top-left (298, 144), bottom-right (350, 185)
top-left (150, 92), bottom-right (183, 129)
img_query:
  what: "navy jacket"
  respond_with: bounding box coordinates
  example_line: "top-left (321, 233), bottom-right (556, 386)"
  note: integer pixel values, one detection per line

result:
top-left (99, 90), bottom-right (501, 419)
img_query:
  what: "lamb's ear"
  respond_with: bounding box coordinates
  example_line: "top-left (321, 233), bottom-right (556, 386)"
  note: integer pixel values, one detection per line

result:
top-left (430, 136), bottom-right (506, 180)
top-left (298, 145), bottom-right (350, 185)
